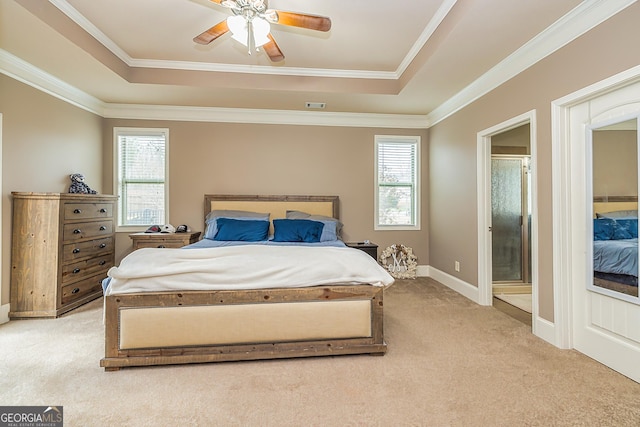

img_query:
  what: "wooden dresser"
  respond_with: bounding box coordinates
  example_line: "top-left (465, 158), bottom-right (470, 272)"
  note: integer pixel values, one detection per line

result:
top-left (10, 192), bottom-right (118, 318)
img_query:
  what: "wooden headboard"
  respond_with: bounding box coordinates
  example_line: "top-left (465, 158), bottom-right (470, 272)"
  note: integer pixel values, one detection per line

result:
top-left (204, 195), bottom-right (339, 224)
top-left (593, 195), bottom-right (638, 217)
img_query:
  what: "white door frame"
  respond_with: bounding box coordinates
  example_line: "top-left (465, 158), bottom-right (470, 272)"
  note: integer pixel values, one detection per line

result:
top-left (477, 110), bottom-right (539, 330)
top-left (552, 64), bottom-right (640, 350)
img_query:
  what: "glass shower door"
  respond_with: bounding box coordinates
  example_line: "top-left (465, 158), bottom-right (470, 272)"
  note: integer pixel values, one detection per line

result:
top-left (492, 156), bottom-right (528, 283)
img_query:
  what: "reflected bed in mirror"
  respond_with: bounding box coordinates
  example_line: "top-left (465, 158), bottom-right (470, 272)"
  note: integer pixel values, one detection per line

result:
top-left (593, 201), bottom-right (638, 297)
top-left (591, 117), bottom-right (639, 300)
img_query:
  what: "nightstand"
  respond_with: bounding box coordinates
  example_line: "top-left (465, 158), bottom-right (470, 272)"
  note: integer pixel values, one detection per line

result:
top-left (130, 231), bottom-right (201, 250)
top-left (346, 241), bottom-right (378, 260)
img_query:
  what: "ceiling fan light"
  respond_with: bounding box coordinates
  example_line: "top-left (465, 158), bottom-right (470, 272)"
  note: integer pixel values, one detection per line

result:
top-left (252, 17), bottom-right (271, 47)
top-left (227, 15), bottom-right (249, 47)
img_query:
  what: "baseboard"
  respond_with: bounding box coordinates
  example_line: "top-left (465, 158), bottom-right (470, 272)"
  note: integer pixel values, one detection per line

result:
top-left (533, 315), bottom-right (557, 347)
top-left (0, 303), bottom-right (9, 324)
top-left (425, 266), bottom-right (480, 304)
top-left (416, 265), bottom-right (429, 277)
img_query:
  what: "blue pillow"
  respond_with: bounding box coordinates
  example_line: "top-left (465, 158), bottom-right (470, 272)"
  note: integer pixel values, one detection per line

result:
top-left (272, 219), bottom-right (324, 243)
top-left (204, 210), bottom-right (269, 240)
top-left (285, 210), bottom-right (342, 241)
top-left (593, 218), bottom-right (615, 241)
top-left (614, 218), bottom-right (638, 239)
top-left (214, 218), bottom-right (269, 241)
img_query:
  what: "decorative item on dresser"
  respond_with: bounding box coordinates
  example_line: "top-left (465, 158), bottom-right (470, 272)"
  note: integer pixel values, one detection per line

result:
top-left (129, 231), bottom-right (201, 250)
top-left (10, 192), bottom-right (117, 318)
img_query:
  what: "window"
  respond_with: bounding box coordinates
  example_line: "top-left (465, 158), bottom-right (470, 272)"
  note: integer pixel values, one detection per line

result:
top-left (375, 135), bottom-right (420, 230)
top-left (114, 128), bottom-right (168, 230)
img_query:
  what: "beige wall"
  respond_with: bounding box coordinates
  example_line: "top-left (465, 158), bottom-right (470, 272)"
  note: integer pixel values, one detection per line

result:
top-left (0, 75), bottom-right (104, 305)
top-left (428, 3), bottom-right (640, 322)
top-left (103, 119), bottom-right (429, 265)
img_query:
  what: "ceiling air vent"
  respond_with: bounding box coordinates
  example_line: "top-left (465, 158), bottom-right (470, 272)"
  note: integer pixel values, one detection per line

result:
top-left (305, 102), bottom-right (326, 109)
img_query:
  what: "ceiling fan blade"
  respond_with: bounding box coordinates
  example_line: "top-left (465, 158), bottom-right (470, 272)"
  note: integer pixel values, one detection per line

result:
top-left (193, 20), bottom-right (230, 45)
top-left (268, 10), bottom-right (331, 32)
top-left (262, 34), bottom-right (284, 62)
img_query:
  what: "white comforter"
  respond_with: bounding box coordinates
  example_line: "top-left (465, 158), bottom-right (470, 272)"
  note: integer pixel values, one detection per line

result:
top-left (104, 245), bottom-right (394, 295)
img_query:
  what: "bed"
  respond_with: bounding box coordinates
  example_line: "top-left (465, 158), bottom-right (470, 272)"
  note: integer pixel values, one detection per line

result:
top-left (592, 196), bottom-right (639, 296)
top-left (100, 195), bottom-right (394, 371)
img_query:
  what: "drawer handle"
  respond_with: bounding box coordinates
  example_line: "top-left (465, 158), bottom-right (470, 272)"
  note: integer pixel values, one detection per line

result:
top-left (73, 208), bottom-right (82, 214)
top-left (99, 260), bottom-right (106, 266)
top-left (99, 208), bottom-right (107, 213)
top-left (158, 245), bottom-right (166, 248)
top-left (71, 287), bottom-right (80, 294)
top-left (99, 243), bottom-right (107, 249)
top-left (73, 268), bottom-right (81, 274)
top-left (72, 248), bottom-right (81, 254)
top-left (99, 226), bottom-right (107, 231)
top-left (73, 229), bottom-right (82, 234)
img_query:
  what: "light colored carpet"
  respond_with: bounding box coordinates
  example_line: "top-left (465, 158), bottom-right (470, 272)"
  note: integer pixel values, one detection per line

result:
top-left (494, 293), bottom-right (532, 314)
top-left (1, 278), bottom-right (640, 426)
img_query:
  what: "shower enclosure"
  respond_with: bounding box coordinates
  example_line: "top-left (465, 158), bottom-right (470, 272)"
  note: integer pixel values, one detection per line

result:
top-left (491, 155), bottom-right (531, 284)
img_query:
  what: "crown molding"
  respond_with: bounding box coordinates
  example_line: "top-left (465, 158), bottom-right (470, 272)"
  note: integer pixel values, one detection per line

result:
top-left (425, 0), bottom-right (638, 127)
top-left (0, 49), bottom-right (104, 115)
top-left (396, 0), bottom-right (458, 76)
top-left (129, 58), bottom-right (397, 80)
top-left (102, 103), bottom-right (429, 129)
top-left (0, 48), bottom-right (426, 127)
top-left (48, 0), bottom-right (132, 66)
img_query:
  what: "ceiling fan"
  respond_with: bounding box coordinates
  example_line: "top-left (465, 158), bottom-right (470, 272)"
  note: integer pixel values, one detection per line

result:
top-left (193, 0), bottom-right (331, 62)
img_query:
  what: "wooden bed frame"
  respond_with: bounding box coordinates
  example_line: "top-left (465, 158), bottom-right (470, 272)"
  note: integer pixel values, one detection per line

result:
top-left (100, 195), bottom-right (387, 371)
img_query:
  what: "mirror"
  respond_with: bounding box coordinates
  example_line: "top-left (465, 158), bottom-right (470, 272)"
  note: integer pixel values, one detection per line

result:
top-left (590, 118), bottom-right (639, 301)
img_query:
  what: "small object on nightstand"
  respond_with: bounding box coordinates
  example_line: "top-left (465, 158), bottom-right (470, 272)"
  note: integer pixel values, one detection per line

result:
top-left (130, 231), bottom-right (201, 250)
top-left (346, 241), bottom-right (378, 260)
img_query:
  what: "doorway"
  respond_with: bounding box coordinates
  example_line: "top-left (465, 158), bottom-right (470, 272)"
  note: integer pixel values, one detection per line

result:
top-left (477, 110), bottom-right (539, 333)
top-left (490, 126), bottom-right (532, 323)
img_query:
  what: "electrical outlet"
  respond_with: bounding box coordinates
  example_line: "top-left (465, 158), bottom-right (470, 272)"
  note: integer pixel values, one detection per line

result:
top-left (455, 261), bottom-right (460, 272)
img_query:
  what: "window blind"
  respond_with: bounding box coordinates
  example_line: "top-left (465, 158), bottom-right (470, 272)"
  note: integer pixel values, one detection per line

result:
top-left (116, 130), bottom-right (167, 226)
top-left (376, 137), bottom-right (419, 228)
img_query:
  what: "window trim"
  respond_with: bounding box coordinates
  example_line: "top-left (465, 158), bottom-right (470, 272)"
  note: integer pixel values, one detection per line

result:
top-left (113, 127), bottom-right (170, 232)
top-left (374, 135), bottom-right (421, 231)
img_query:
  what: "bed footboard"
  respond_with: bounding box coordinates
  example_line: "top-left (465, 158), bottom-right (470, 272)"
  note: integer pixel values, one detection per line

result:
top-left (100, 285), bottom-right (385, 370)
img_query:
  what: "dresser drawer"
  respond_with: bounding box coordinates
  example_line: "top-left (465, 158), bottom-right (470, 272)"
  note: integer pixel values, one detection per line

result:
top-left (61, 272), bottom-right (106, 305)
top-left (130, 231), bottom-right (201, 250)
top-left (62, 255), bottom-right (113, 285)
top-left (64, 202), bottom-right (113, 220)
top-left (63, 221), bottom-right (113, 241)
top-left (133, 239), bottom-right (187, 249)
top-left (63, 237), bottom-right (114, 263)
